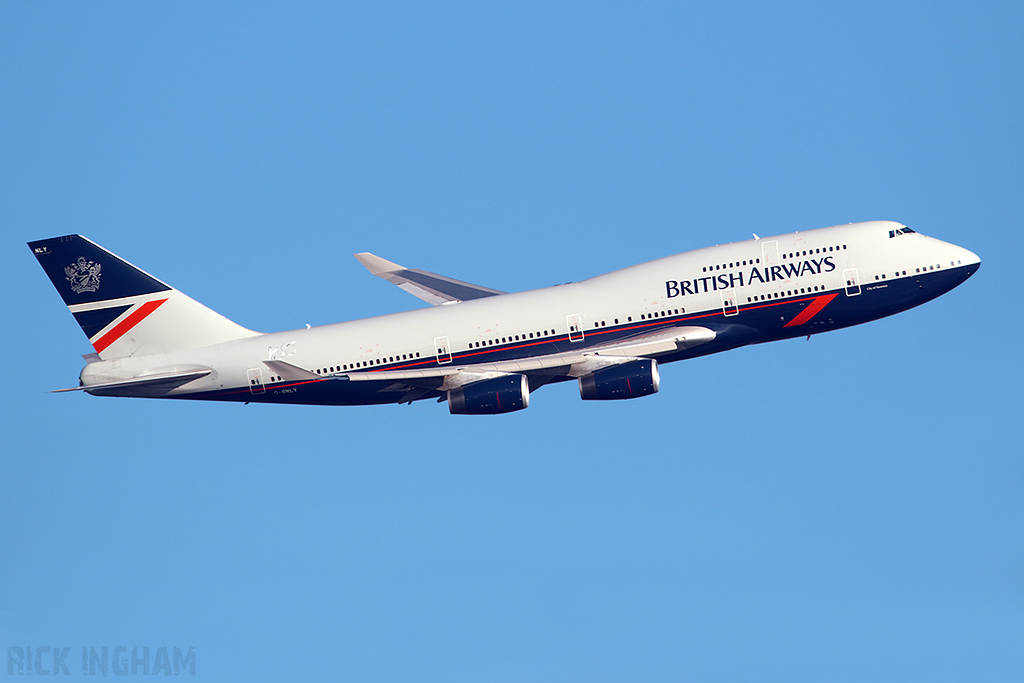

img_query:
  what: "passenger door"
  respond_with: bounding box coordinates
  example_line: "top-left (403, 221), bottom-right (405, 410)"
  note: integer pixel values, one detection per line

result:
top-left (720, 290), bottom-right (739, 316)
top-left (843, 268), bottom-right (861, 296)
top-left (566, 314), bottom-right (585, 342)
top-left (434, 336), bottom-right (453, 364)
top-left (247, 368), bottom-right (266, 394)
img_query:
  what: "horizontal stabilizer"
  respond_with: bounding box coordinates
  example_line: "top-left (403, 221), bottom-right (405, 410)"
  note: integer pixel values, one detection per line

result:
top-left (354, 252), bottom-right (505, 305)
top-left (54, 368), bottom-right (211, 393)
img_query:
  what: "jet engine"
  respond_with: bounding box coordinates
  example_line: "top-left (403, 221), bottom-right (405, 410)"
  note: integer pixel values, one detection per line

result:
top-left (448, 374), bottom-right (530, 415)
top-left (578, 359), bottom-right (660, 400)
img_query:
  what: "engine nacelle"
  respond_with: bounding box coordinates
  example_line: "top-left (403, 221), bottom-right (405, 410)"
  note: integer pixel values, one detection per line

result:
top-left (578, 359), bottom-right (660, 400)
top-left (448, 374), bottom-right (530, 415)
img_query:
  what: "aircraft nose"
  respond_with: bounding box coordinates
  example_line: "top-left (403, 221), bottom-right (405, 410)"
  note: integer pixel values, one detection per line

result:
top-left (956, 245), bottom-right (981, 277)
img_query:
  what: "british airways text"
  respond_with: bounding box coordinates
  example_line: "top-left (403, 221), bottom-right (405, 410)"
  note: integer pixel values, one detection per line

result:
top-left (665, 257), bottom-right (836, 298)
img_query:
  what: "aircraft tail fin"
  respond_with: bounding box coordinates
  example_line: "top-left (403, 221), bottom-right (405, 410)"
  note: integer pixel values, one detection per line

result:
top-left (29, 235), bottom-right (259, 359)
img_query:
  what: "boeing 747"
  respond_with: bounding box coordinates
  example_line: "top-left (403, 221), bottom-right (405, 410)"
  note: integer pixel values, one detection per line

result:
top-left (29, 221), bottom-right (979, 414)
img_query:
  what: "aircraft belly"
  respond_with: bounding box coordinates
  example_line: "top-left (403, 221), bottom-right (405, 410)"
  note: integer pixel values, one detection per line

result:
top-left (179, 377), bottom-right (424, 406)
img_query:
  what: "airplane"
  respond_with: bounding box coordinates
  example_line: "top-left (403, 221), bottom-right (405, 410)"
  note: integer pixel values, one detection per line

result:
top-left (28, 220), bottom-right (979, 414)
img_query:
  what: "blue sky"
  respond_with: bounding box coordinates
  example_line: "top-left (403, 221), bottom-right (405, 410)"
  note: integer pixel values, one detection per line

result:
top-left (2, 2), bottom-right (1021, 680)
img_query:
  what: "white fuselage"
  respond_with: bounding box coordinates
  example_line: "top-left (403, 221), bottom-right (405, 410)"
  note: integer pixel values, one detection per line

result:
top-left (76, 221), bottom-right (979, 405)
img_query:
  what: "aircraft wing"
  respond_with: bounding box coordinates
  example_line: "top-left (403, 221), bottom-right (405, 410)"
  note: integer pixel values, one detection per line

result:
top-left (341, 325), bottom-right (716, 396)
top-left (354, 252), bottom-right (506, 305)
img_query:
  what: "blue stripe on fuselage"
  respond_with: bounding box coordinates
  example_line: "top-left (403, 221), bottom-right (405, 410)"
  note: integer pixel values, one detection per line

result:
top-left (182, 263), bottom-right (978, 406)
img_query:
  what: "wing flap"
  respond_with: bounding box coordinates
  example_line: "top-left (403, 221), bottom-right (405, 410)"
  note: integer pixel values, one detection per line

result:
top-left (262, 359), bottom-right (320, 380)
top-left (344, 325), bottom-right (716, 384)
top-left (588, 325), bottom-right (716, 356)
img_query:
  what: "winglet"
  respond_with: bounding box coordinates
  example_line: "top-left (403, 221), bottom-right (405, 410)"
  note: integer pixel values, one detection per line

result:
top-left (354, 252), bottom-right (405, 277)
top-left (353, 252), bottom-right (506, 306)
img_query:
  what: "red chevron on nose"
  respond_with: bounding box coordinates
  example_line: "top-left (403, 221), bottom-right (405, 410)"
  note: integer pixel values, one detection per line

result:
top-left (784, 293), bottom-right (838, 328)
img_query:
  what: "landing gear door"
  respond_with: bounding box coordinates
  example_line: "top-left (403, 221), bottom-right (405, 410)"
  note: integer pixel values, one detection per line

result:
top-left (434, 336), bottom-right (453, 364)
top-left (247, 368), bottom-right (266, 394)
top-left (843, 268), bottom-right (861, 296)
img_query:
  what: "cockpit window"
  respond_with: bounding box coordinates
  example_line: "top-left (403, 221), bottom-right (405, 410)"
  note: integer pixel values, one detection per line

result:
top-left (889, 227), bottom-right (917, 238)
top-left (902, 227), bottom-right (915, 233)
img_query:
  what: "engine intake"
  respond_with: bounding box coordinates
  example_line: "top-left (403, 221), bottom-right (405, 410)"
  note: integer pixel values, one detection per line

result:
top-left (579, 359), bottom-right (660, 400)
top-left (448, 374), bottom-right (530, 415)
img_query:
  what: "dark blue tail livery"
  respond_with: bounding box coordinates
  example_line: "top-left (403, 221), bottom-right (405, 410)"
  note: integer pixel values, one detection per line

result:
top-left (30, 234), bottom-right (256, 358)
top-left (28, 235), bottom-right (170, 306)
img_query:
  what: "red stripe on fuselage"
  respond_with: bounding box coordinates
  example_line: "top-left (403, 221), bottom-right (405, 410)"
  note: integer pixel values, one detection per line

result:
top-left (784, 293), bottom-right (837, 328)
top-left (92, 298), bottom-right (169, 353)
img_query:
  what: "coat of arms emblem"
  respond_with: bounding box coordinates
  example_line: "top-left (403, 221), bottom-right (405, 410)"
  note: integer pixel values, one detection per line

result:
top-left (65, 257), bottom-right (102, 294)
